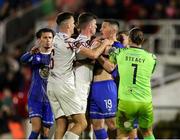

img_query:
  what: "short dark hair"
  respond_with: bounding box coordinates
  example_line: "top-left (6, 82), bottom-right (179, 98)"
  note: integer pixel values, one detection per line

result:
top-left (77, 12), bottom-right (97, 29)
top-left (36, 28), bottom-right (55, 39)
top-left (56, 12), bottom-right (74, 26)
top-left (129, 27), bottom-right (144, 45)
top-left (103, 19), bottom-right (119, 29)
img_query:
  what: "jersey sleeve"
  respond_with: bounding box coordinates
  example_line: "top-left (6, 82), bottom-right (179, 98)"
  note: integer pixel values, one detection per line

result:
top-left (152, 54), bottom-right (157, 74)
top-left (75, 40), bottom-right (92, 54)
top-left (20, 52), bottom-right (33, 64)
top-left (31, 54), bottom-right (47, 65)
top-left (109, 48), bottom-right (120, 64)
top-left (21, 52), bottom-right (48, 65)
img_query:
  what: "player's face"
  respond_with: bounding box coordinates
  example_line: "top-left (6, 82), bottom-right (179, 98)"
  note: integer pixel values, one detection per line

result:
top-left (121, 33), bottom-right (129, 47)
top-left (100, 22), bottom-right (111, 39)
top-left (67, 16), bottom-right (75, 35)
top-left (39, 32), bottom-right (53, 49)
top-left (89, 19), bottom-right (97, 35)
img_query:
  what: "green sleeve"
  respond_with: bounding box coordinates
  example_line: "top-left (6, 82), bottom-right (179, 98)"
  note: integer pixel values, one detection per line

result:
top-left (109, 48), bottom-right (120, 64)
top-left (152, 54), bottom-right (157, 74)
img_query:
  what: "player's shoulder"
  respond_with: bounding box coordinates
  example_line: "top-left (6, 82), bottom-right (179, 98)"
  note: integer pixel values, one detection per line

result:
top-left (32, 52), bottom-right (41, 56)
top-left (151, 53), bottom-right (156, 60)
top-left (55, 32), bottom-right (73, 41)
top-left (77, 34), bottom-right (88, 40)
top-left (112, 47), bottom-right (128, 55)
top-left (75, 35), bottom-right (89, 45)
top-left (119, 47), bottom-right (128, 52)
top-left (143, 50), bottom-right (156, 60)
top-left (53, 34), bottom-right (64, 45)
top-left (54, 33), bottom-right (62, 40)
top-left (146, 51), bottom-right (156, 59)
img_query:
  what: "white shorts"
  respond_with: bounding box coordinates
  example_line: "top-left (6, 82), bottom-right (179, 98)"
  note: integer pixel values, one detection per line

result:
top-left (47, 77), bottom-right (84, 119)
top-left (75, 81), bottom-right (91, 113)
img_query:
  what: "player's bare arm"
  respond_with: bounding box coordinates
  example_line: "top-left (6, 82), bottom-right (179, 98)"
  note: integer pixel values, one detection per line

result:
top-left (78, 39), bottom-right (111, 59)
top-left (97, 55), bottom-right (116, 73)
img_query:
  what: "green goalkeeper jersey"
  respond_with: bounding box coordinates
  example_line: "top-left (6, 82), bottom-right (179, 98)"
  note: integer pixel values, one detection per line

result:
top-left (110, 46), bottom-right (156, 103)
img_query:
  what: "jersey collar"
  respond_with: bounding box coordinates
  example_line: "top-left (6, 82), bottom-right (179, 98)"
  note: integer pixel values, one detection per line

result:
top-left (78, 34), bottom-right (90, 40)
top-left (57, 32), bottom-right (69, 39)
top-left (129, 45), bottom-right (143, 49)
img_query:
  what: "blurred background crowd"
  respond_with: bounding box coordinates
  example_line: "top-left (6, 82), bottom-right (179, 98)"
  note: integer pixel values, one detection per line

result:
top-left (1, 0), bottom-right (180, 22)
top-left (0, 0), bottom-right (180, 139)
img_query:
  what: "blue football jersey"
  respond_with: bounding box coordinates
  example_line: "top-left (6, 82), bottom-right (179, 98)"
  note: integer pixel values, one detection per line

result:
top-left (112, 41), bottom-right (124, 49)
top-left (21, 52), bottom-right (51, 102)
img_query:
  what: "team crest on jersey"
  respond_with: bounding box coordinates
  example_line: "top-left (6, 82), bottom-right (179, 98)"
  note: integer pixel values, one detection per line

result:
top-left (39, 65), bottom-right (50, 79)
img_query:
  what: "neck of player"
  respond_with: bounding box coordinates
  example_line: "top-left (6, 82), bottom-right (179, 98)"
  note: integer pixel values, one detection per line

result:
top-left (40, 47), bottom-right (51, 53)
top-left (129, 43), bottom-right (141, 48)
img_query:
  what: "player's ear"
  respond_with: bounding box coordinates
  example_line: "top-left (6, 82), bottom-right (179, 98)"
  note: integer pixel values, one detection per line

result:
top-left (88, 23), bottom-right (92, 29)
top-left (37, 39), bottom-right (41, 43)
top-left (128, 37), bottom-right (132, 44)
top-left (112, 28), bottom-right (116, 34)
top-left (66, 23), bottom-right (71, 30)
top-left (35, 39), bottom-right (41, 46)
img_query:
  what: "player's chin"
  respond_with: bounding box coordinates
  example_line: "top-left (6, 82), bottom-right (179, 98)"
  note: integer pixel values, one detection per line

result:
top-left (44, 46), bottom-right (51, 49)
top-left (46, 44), bottom-right (52, 48)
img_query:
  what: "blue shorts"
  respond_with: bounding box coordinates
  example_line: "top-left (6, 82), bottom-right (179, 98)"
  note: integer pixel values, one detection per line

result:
top-left (89, 80), bottom-right (117, 119)
top-left (28, 99), bottom-right (54, 127)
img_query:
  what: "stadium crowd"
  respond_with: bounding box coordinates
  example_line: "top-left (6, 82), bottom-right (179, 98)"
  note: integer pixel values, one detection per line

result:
top-left (1, 0), bottom-right (180, 22)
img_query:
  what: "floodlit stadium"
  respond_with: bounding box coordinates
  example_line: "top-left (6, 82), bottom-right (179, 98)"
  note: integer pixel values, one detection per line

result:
top-left (0, 0), bottom-right (180, 139)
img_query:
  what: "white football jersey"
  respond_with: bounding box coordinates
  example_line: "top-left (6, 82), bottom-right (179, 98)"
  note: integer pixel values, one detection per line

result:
top-left (74, 34), bottom-right (94, 84)
top-left (48, 32), bottom-right (76, 82)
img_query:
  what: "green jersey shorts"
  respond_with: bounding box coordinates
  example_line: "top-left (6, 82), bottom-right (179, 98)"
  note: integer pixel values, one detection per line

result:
top-left (116, 100), bottom-right (153, 131)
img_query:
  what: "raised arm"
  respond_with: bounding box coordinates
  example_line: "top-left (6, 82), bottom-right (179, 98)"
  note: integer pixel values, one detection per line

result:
top-left (77, 39), bottom-right (110, 60)
top-left (21, 45), bottom-right (43, 65)
top-left (20, 52), bottom-right (33, 64)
